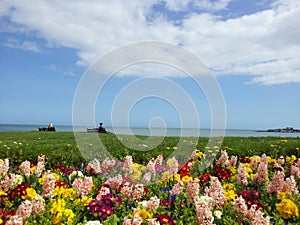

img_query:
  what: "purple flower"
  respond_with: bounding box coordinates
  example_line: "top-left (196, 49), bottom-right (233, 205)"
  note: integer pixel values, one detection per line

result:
top-left (99, 206), bottom-right (114, 221)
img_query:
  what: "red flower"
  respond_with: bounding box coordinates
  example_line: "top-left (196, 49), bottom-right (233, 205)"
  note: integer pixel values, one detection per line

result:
top-left (179, 165), bottom-right (191, 173)
top-left (200, 173), bottom-right (212, 183)
top-left (180, 173), bottom-right (190, 179)
top-left (240, 157), bottom-right (251, 163)
top-left (156, 214), bottom-right (174, 225)
top-left (55, 180), bottom-right (69, 188)
top-left (213, 167), bottom-right (231, 180)
top-left (162, 199), bottom-right (171, 206)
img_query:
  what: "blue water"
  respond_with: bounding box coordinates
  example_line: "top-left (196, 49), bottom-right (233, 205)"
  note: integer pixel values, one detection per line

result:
top-left (0, 124), bottom-right (300, 138)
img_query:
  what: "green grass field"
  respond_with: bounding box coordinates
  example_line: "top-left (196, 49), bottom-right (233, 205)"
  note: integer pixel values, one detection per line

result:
top-left (0, 132), bottom-right (299, 168)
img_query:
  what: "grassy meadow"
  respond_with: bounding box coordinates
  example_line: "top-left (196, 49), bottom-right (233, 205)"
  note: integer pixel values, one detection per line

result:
top-left (0, 131), bottom-right (299, 168)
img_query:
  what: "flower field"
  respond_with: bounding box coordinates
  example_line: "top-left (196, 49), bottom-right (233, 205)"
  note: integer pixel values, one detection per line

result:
top-left (1, 138), bottom-right (300, 225)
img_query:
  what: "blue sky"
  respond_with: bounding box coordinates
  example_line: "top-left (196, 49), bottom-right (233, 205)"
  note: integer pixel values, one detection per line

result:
top-left (0, 0), bottom-right (299, 130)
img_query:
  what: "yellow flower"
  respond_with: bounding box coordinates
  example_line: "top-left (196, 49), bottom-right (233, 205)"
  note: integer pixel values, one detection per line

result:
top-left (64, 208), bottom-right (75, 223)
top-left (0, 190), bottom-right (7, 196)
top-left (173, 146), bottom-right (177, 150)
top-left (22, 188), bottom-right (37, 200)
top-left (280, 139), bottom-right (288, 143)
top-left (196, 151), bottom-right (204, 158)
top-left (66, 144), bottom-right (71, 147)
top-left (136, 209), bottom-right (152, 222)
top-left (286, 155), bottom-right (297, 164)
top-left (75, 196), bottom-right (92, 206)
top-left (0, 218), bottom-right (2, 224)
top-left (224, 190), bottom-right (236, 202)
top-left (228, 166), bottom-right (236, 175)
top-left (166, 147), bottom-right (170, 150)
top-left (276, 199), bottom-right (299, 219)
top-left (241, 163), bottom-right (252, 176)
top-left (181, 175), bottom-right (192, 183)
top-left (30, 166), bottom-right (36, 174)
top-left (173, 174), bottom-right (180, 181)
top-left (277, 192), bottom-right (288, 200)
top-left (267, 156), bottom-right (276, 164)
top-left (54, 187), bottom-right (77, 200)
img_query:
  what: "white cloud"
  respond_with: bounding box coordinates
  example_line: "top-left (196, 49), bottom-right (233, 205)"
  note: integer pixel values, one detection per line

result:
top-left (0, 0), bottom-right (299, 85)
top-left (3, 38), bottom-right (40, 52)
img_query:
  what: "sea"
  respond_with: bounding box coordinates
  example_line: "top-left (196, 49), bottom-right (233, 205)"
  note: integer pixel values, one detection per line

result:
top-left (0, 124), bottom-right (300, 138)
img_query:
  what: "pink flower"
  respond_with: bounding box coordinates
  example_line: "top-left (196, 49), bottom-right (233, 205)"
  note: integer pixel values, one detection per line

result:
top-left (101, 158), bottom-right (116, 172)
top-left (168, 157), bottom-right (179, 175)
top-left (205, 176), bottom-right (225, 209)
top-left (229, 156), bottom-right (238, 167)
top-left (252, 154), bottom-right (268, 183)
top-left (34, 155), bottom-right (45, 177)
top-left (86, 158), bottom-right (101, 174)
top-left (0, 173), bottom-right (15, 192)
top-left (5, 215), bottom-right (23, 225)
top-left (105, 174), bottom-right (123, 190)
top-left (147, 218), bottom-right (160, 225)
top-left (215, 150), bottom-right (230, 167)
top-left (31, 194), bottom-right (46, 215)
top-left (19, 160), bottom-right (31, 177)
top-left (42, 173), bottom-right (55, 198)
top-left (194, 200), bottom-right (215, 225)
top-left (186, 179), bottom-right (200, 203)
top-left (123, 156), bottom-right (133, 173)
top-left (121, 183), bottom-right (133, 199)
top-left (16, 200), bottom-right (32, 218)
top-left (233, 196), bottom-right (248, 213)
top-left (146, 196), bottom-right (160, 211)
top-left (170, 180), bottom-right (184, 196)
top-left (266, 171), bottom-right (285, 194)
top-left (0, 158), bottom-right (9, 178)
top-left (96, 185), bottom-right (111, 200)
top-left (237, 163), bottom-right (248, 186)
top-left (72, 176), bottom-right (93, 197)
top-left (147, 158), bottom-right (156, 174)
top-left (143, 172), bottom-right (152, 183)
top-left (155, 154), bottom-right (163, 165)
top-left (132, 184), bottom-right (144, 200)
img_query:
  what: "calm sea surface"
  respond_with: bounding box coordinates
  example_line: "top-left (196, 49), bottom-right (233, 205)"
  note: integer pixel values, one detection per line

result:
top-left (0, 124), bottom-right (300, 138)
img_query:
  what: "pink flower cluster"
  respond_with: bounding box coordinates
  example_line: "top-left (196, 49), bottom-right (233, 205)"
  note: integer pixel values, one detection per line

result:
top-left (252, 154), bottom-right (268, 183)
top-left (266, 171), bottom-right (299, 195)
top-left (72, 176), bottom-right (93, 197)
top-left (42, 173), bottom-right (56, 198)
top-left (234, 196), bottom-right (270, 225)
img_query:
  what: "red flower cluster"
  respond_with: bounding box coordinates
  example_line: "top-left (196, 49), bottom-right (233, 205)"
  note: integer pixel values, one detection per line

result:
top-left (9, 182), bottom-right (30, 200)
top-left (156, 214), bottom-right (174, 225)
top-left (238, 189), bottom-right (266, 210)
top-left (213, 167), bottom-right (231, 180)
top-left (0, 208), bottom-right (16, 225)
top-left (240, 157), bottom-right (251, 163)
top-left (199, 173), bottom-right (212, 184)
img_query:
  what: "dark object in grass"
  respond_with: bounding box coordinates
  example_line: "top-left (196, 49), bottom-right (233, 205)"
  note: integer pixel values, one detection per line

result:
top-left (38, 123), bottom-right (56, 131)
top-left (257, 127), bottom-right (300, 133)
top-left (87, 122), bottom-right (111, 134)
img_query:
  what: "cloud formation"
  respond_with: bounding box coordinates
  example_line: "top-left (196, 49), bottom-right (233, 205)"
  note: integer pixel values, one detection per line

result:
top-left (0, 0), bottom-right (299, 84)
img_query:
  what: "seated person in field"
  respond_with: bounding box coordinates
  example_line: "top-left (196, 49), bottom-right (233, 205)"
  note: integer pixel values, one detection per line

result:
top-left (47, 123), bottom-right (56, 131)
top-left (98, 122), bottom-right (107, 133)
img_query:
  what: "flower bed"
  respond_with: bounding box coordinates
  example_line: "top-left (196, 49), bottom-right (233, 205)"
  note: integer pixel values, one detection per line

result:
top-left (0, 150), bottom-right (299, 224)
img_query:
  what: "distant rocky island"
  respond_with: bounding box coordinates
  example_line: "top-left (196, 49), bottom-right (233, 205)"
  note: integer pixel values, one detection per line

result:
top-left (257, 127), bottom-right (300, 133)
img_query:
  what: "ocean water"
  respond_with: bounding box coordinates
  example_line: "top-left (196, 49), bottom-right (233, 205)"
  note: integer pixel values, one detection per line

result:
top-left (0, 124), bottom-right (300, 138)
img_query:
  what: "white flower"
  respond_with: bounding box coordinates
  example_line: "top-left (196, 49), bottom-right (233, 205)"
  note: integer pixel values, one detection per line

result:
top-left (138, 200), bottom-right (148, 208)
top-left (69, 171), bottom-right (84, 180)
top-left (13, 174), bottom-right (23, 186)
top-left (199, 195), bottom-right (214, 204)
top-left (214, 210), bottom-right (222, 219)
